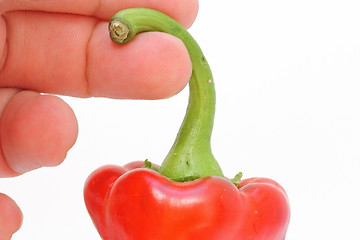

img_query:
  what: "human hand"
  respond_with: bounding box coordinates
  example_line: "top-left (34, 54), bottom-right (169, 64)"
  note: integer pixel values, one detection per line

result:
top-left (0, 0), bottom-right (198, 238)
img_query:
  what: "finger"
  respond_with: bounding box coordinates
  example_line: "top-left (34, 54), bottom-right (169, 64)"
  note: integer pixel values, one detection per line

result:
top-left (2, 0), bottom-right (199, 28)
top-left (0, 11), bottom-right (192, 99)
top-left (0, 193), bottom-right (22, 239)
top-left (0, 90), bottom-right (78, 175)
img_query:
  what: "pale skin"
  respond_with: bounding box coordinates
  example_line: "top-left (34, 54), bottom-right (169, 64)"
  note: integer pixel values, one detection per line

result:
top-left (0, 0), bottom-right (198, 239)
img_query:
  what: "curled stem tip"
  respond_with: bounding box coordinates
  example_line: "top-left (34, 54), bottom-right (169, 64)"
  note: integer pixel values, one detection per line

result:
top-left (109, 19), bottom-right (130, 43)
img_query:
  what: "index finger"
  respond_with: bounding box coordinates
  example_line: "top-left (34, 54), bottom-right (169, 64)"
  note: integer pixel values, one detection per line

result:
top-left (0, 0), bottom-right (197, 99)
top-left (2, 0), bottom-right (198, 28)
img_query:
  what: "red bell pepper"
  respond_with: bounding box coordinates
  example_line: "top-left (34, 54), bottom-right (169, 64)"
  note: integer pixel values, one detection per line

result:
top-left (84, 8), bottom-right (290, 240)
top-left (85, 161), bottom-right (289, 240)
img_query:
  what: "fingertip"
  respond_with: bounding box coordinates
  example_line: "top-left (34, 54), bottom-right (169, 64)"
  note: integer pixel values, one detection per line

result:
top-left (96, 0), bottom-right (199, 29)
top-left (0, 91), bottom-right (78, 173)
top-left (88, 27), bottom-right (192, 99)
top-left (176, 0), bottom-right (199, 29)
top-left (0, 193), bottom-right (23, 239)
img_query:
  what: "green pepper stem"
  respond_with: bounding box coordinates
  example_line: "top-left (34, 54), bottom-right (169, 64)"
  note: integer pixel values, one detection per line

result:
top-left (109, 8), bottom-right (224, 181)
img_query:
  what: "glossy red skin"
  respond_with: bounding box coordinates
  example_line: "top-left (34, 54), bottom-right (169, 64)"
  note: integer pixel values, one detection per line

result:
top-left (84, 161), bottom-right (290, 240)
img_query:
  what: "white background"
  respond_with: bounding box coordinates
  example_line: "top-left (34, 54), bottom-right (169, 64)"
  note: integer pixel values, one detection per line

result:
top-left (2, 1), bottom-right (360, 239)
